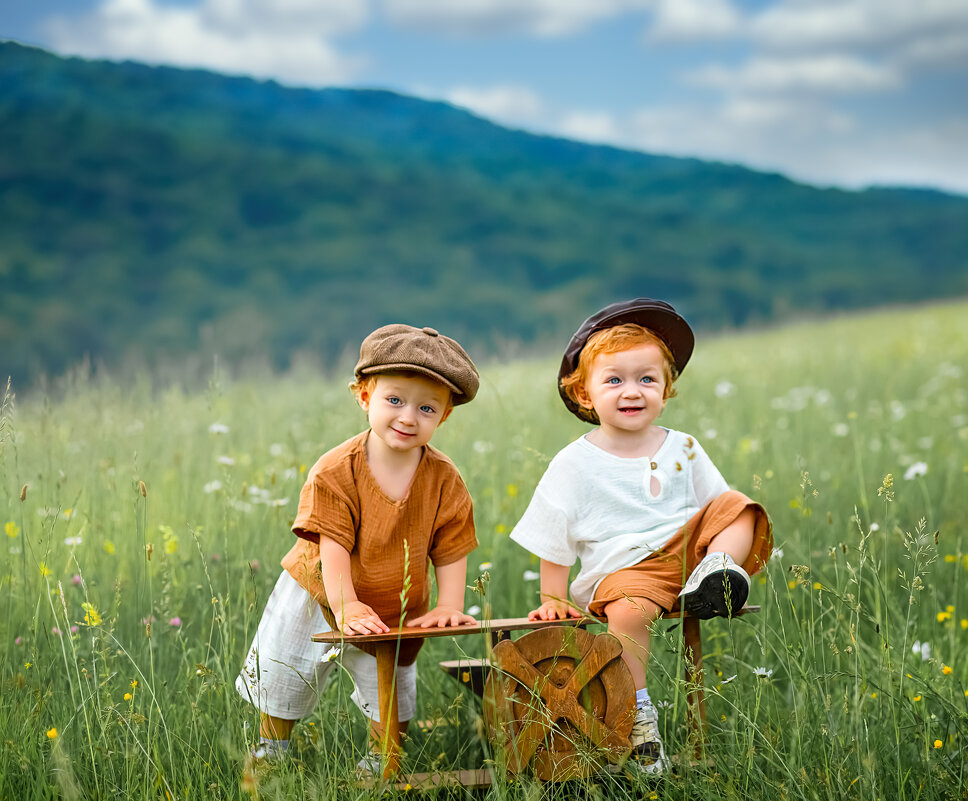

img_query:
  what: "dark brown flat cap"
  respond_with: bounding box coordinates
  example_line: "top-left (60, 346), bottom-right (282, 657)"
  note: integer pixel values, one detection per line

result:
top-left (558, 298), bottom-right (694, 421)
top-left (355, 324), bottom-right (479, 405)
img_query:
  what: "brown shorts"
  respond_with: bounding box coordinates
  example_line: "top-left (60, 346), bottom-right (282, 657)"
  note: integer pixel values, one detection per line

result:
top-left (588, 490), bottom-right (772, 615)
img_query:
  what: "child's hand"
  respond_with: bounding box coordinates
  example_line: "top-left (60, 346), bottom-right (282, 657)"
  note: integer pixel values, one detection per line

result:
top-left (405, 605), bottom-right (477, 629)
top-left (528, 599), bottom-right (583, 621)
top-left (334, 601), bottom-right (390, 636)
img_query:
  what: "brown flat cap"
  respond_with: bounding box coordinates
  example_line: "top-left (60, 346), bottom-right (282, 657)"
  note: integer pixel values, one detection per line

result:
top-left (355, 324), bottom-right (479, 405)
top-left (558, 298), bottom-right (694, 421)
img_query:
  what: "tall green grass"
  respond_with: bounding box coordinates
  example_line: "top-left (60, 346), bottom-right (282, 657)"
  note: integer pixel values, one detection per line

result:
top-left (1, 301), bottom-right (967, 799)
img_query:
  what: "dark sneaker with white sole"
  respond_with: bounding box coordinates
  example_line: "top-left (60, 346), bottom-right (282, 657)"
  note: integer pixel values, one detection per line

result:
top-left (678, 553), bottom-right (750, 619)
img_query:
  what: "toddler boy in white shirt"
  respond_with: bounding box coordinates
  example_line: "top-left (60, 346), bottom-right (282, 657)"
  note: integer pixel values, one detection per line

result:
top-left (510, 298), bottom-right (773, 774)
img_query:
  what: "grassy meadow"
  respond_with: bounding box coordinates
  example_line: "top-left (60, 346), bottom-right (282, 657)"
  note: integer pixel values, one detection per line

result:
top-left (1, 301), bottom-right (967, 800)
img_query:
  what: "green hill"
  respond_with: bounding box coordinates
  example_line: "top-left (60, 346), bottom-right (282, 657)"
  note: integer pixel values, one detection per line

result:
top-left (2, 41), bottom-right (967, 387)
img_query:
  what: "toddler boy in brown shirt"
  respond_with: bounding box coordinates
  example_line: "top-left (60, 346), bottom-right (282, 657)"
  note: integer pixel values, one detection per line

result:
top-left (236, 324), bottom-right (480, 769)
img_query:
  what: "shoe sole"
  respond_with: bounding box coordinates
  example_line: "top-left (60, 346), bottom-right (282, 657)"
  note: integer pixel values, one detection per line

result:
top-left (681, 570), bottom-right (749, 619)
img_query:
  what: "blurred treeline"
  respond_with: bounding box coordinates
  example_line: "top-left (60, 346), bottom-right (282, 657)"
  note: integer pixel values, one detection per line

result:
top-left (2, 41), bottom-right (967, 389)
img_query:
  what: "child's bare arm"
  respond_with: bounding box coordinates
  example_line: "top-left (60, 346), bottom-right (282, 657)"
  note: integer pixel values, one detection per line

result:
top-left (319, 536), bottom-right (390, 635)
top-left (406, 556), bottom-right (476, 628)
top-left (528, 559), bottom-right (583, 620)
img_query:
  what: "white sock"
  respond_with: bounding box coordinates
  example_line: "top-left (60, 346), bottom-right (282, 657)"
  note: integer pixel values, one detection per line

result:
top-left (635, 687), bottom-right (652, 709)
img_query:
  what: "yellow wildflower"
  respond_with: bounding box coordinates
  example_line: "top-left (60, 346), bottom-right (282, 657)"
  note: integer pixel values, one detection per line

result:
top-left (124, 693), bottom-right (132, 701)
top-left (104, 540), bottom-right (116, 555)
top-left (913, 695), bottom-right (922, 702)
top-left (82, 602), bottom-right (102, 627)
top-left (39, 562), bottom-right (51, 577)
top-left (946, 605), bottom-right (955, 613)
top-left (813, 582), bottom-right (822, 590)
top-left (46, 728), bottom-right (58, 739)
top-left (937, 611), bottom-right (951, 622)
top-left (943, 665), bottom-right (953, 675)
top-left (5, 521), bottom-right (19, 538)
top-left (495, 524), bottom-right (507, 534)
top-left (788, 579), bottom-right (797, 589)
top-left (506, 483), bottom-right (518, 498)
top-left (934, 740), bottom-right (942, 749)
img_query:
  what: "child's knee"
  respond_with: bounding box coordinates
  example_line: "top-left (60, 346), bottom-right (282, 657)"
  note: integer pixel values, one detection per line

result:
top-left (605, 596), bottom-right (662, 625)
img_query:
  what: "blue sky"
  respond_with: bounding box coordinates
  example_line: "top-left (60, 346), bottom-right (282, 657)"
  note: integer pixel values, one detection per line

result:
top-left (6, 0), bottom-right (968, 194)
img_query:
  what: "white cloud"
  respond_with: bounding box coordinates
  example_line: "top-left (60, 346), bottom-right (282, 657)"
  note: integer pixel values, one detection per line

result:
top-left (558, 111), bottom-right (620, 143)
top-left (381, 0), bottom-right (650, 38)
top-left (43, 0), bottom-right (368, 86)
top-left (752, 0), bottom-right (968, 57)
top-left (445, 85), bottom-right (545, 125)
top-left (646, 0), bottom-right (742, 42)
top-left (687, 54), bottom-right (900, 94)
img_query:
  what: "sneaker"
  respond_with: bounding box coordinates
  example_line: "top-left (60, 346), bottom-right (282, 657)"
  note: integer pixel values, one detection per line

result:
top-left (355, 751), bottom-right (382, 778)
top-left (678, 552), bottom-right (750, 619)
top-left (242, 743), bottom-right (282, 792)
top-left (626, 703), bottom-right (669, 775)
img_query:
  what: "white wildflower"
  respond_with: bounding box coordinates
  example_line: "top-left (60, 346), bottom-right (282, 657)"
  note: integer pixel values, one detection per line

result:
top-left (917, 437), bottom-right (934, 450)
top-left (813, 389), bottom-right (832, 405)
top-left (523, 570), bottom-right (540, 581)
top-left (890, 401), bottom-right (906, 421)
top-left (466, 605), bottom-right (481, 616)
top-left (720, 674), bottom-right (737, 685)
top-left (270, 498), bottom-right (290, 507)
top-left (322, 647), bottom-right (342, 663)
top-left (208, 422), bottom-right (230, 434)
top-left (912, 641), bottom-right (931, 661)
top-left (217, 455), bottom-right (235, 466)
top-left (203, 480), bottom-right (223, 494)
top-left (63, 536), bottom-right (83, 547)
top-left (904, 461), bottom-right (928, 481)
top-left (704, 429), bottom-right (718, 440)
top-left (715, 381), bottom-right (734, 398)
top-left (832, 423), bottom-right (849, 437)
top-left (752, 666), bottom-right (773, 678)
top-left (473, 440), bottom-right (494, 454)
top-left (771, 547), bottom-right (784, 561)
top-left (478, 562), bottom-right (493, 571)
top-left (269, 443), bottom-right (284, 457)
top-left (869, 523), bottom-right (880, 533)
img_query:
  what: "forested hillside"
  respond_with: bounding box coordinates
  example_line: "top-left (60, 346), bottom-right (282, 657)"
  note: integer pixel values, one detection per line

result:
top-left (2, 41), bottom-right (966, 387)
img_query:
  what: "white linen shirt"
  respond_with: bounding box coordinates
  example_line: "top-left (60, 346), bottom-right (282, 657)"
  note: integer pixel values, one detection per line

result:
top-left (510, 428), bottom-right (729, 611)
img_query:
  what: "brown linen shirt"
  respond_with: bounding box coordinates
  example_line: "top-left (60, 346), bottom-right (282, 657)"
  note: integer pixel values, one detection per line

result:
top-left (280, 431), bottom-right (477, 665)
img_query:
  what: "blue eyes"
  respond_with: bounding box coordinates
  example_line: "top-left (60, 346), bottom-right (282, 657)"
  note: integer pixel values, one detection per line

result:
top-left (605, 376), bottom-right (655, 385)
top-left (386, 396), bottom-right (436, 414)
